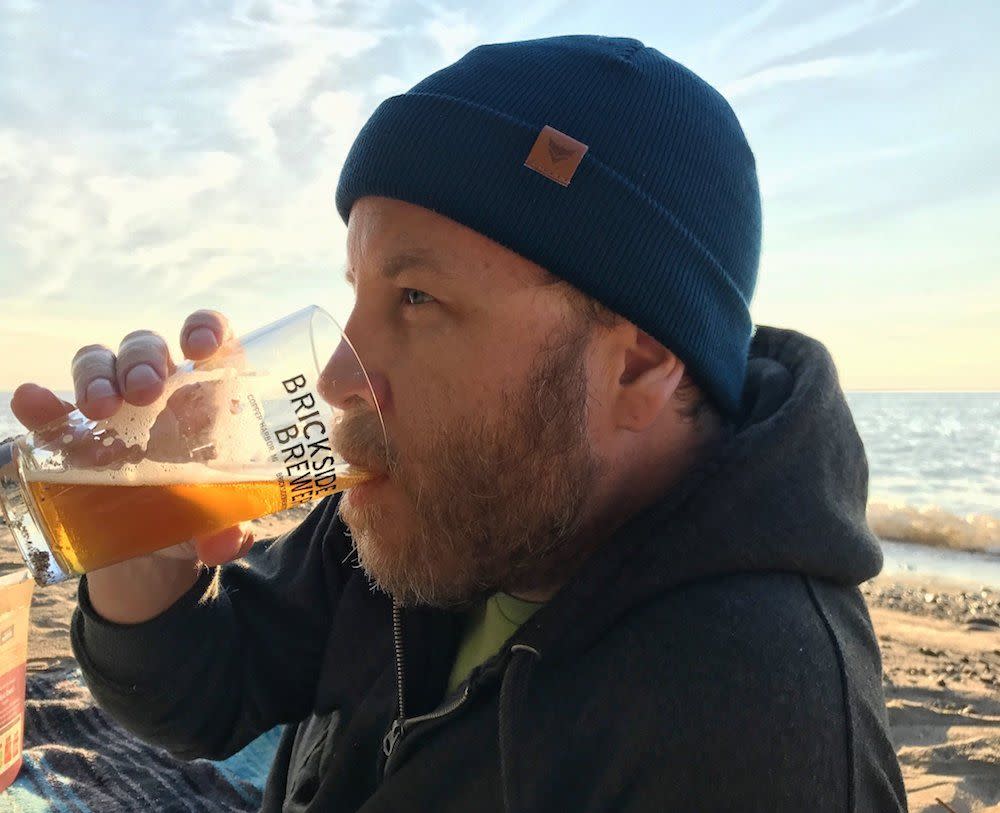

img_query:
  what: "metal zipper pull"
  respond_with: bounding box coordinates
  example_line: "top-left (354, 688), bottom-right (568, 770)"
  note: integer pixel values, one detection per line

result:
top-left (382, 717), bottom-right (404, 759)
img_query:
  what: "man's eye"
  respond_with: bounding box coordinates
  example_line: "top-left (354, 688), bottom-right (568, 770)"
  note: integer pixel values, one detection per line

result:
top-left (402, 289), bottom-right (435, 306)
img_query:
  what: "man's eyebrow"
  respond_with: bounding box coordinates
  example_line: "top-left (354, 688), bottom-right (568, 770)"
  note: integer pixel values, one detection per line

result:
top-left (343, 252), bottom-right (452, 285)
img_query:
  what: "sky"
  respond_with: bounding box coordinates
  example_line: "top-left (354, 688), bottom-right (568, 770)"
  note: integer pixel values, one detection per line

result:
top-left (0, 0), bottom-right (997, 392)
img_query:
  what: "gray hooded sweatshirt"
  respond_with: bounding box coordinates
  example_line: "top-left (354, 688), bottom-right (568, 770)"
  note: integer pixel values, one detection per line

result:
top-left (71, 325), bottom-right (908, 811)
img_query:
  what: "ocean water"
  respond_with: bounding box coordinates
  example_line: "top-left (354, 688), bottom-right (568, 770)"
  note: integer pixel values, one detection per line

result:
top-left (1, 391), bottom-right (997, 553)
top-left (846, 392), bottom-right (999, 553)
top-left (847, 392), bottom-right (998, 516)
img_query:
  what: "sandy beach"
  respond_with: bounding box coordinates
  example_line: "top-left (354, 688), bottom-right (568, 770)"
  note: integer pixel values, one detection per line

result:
top-left (860, 578), bottom-right (1000, 813)
top-left (1, 512), bottom-right (998, 812)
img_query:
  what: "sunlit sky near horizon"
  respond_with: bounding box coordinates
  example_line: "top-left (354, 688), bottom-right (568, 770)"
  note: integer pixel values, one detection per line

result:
top-left (0, 0), bottom-right (997, 392)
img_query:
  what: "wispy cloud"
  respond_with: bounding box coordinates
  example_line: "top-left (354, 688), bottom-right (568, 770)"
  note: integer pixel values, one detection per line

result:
top-left (372, 74), bottom-right (412, 96)
top-left (0, 0), bottom-right (461, 317)
top-left (723, 47), bottom-right (932, 98)
top-left (697, 0), bottom-right (923, 85)
top-left (90, 152), bottom-right (244, 238)
top-left (228, 41), bottom-right (341, 153)
top-left (421, 3), bottom-right (480, 62)
top-left (752, 0), bottom-right (921, 61)
top-left (758, 137), bottom-right (942, 202)
top-left (705, 0), bottom-right (784, 59)
top-left (0, 0), bottom-right (996, 392)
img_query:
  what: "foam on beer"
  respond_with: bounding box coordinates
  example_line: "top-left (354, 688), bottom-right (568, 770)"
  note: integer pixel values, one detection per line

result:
top-left (24, 460), bottom-right (278, 486)
top-left (29, 364), bottom-right (281, 486)
top-left (104, 365), bottom-right (261, 456)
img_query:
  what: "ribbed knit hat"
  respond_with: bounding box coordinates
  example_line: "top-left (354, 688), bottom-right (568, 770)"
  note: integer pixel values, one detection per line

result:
top-left (335, 34), bottom-right (761, 416)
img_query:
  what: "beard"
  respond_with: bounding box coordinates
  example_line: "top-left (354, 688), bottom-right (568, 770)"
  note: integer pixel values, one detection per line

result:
top-left (331, 317), bottom-right (608, 609)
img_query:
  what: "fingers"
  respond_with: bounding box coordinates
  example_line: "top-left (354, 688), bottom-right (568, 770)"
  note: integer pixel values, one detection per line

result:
top-left (194, 523), bottom-right (255, 566)
top-left (151, 540), bottom-right (200, 562)
top-left (153, 522), bottom-right (254, 566)
top-left (71, 345), bottom-right (123, 420)
top-left (71, 329), bottom-right (176, 419)
top-left (9, 383), bottom-right (75, 431)
top-left (115, 330), bottom-right (175, 407)
top-left (180, 310), bottom-right (232, 361)
top-left (48, 313), bottom-right (227, 427)
top-left (233, 528), bottom-right (257, 560)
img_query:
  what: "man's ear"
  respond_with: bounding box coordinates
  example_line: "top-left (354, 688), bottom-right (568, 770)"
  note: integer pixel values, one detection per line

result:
top-left (613, 328), bottom-right (685, 432)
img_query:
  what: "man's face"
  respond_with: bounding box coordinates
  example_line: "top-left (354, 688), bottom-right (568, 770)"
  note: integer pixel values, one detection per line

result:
top-left (324, 196), bottom-right (608, 608)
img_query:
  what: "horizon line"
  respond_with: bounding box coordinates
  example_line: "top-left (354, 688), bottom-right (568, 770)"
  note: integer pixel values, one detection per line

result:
top-left (1, 387), bottom-right (999, 398)
top-left (845, 389), bottom-right (1000, 394)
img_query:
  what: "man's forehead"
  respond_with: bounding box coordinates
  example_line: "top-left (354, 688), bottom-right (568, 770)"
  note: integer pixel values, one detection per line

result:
top-left (344, 197), bottom-right (552, 290)
top-left (345, 240), bottom-right (551, 294)
top-left (347, 197), bottom-right (454, 247)
top-left (343, 248), bottom-right (453, 286)
top-left (346, 199), bottom-right (458, 269)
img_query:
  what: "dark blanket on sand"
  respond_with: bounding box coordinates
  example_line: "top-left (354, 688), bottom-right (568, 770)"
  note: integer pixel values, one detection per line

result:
top-left (1, 668), bottom-right (280, 812)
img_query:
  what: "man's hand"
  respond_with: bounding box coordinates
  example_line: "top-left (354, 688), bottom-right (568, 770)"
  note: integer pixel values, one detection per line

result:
top-left (9, 310), bottom-right (256, 623)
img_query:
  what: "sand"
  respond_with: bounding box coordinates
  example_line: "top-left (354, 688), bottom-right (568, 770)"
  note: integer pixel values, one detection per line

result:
top-left (1, 513), bottom-right (998, 812)
top-left (861, 579), bottom-right (1000, 813)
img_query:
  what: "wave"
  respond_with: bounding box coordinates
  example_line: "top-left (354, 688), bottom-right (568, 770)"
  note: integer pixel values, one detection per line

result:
top-left (867, 501), bottom-right (999, 555)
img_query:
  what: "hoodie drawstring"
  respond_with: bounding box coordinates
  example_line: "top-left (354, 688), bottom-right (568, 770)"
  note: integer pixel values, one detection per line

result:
top-left (498, 644), bottom-right (542, 813)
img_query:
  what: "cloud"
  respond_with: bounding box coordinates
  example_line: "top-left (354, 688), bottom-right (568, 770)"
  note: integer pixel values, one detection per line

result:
top-left (311, 90), bottom-right (365, 158)
top-left (0, 0), bottom-right (405, 317)
top-left (228, 42), bottom-right (338, 153)
top-left (179, 6), bottom-right (383, 154)
top-left (484, 0), bottom-right (573, 43)
top-left (419, 3), bottom-right (480, 61)
top-left (0, 130), bottom-right (252, 299)
top-left (759, 0), bottom-right (921, 59)
top-left (723, 48), bottom-right (931, 98)
top-left (372, 74), bottom-right (411, 96)
top-left (0, 0), bottom-right (997, 394)
top-left (698, 0), bottom-right (924, 85)
top-left (758, 137), bottom-right (941, 202)
top-left (705, 0), bottom-right (784, 59)
top-left (89, 152), bottom-right (243, 238)
top-left (0, 132), bottom-right (101, 295)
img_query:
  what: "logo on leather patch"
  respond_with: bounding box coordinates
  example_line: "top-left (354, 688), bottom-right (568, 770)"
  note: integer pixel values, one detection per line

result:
top-left (524, 125), bottom-right (588, 187)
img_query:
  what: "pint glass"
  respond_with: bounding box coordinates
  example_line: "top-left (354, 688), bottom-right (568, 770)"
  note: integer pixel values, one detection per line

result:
top-left (0, 306), bottom-right (386, 586)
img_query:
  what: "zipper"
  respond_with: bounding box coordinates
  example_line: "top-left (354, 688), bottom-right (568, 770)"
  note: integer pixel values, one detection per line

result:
top-left (392, 602), bottom-right (405, 722)
top-left (381, 602), bottom-right (407, 763)
top-left (380, 600), bottom-right (474, 779)
top-left (382, 684), bottom-right (471, 777)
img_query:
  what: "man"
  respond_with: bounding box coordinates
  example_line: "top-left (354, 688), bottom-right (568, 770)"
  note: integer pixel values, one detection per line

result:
top-left (12, 35), bottom-right (906, 811)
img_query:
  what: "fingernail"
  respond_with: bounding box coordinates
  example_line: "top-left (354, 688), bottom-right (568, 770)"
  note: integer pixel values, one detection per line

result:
top-left (85, 378), bottom-right (116, 402)
top-left (124, 363), bottom-right (161, 392)
top-left (188, 326), bottom-right (219, 354)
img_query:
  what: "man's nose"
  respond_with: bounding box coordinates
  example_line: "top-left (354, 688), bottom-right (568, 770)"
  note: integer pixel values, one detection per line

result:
top-left (317, 338), bottom-right (390, 414)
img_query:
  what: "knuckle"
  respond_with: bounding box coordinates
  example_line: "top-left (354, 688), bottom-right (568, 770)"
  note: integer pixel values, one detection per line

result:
top-left (119, 330), bottom-right (166, 352)
top-left (71, 345), bottom-right (115, 378)
top-left (118, 331), bottom-right (169, 368)
top-left (71, 344), bottom-right (112, 365)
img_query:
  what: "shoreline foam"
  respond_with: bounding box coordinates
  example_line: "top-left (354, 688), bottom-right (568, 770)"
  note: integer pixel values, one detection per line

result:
top-left (868, 502), bottom-right (999, 555)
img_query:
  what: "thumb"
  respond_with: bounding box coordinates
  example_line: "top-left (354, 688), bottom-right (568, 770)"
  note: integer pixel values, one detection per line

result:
top-left (194, 523), bottom-right (255, 566)
top-left (10, 383), bottom-right (75, 432)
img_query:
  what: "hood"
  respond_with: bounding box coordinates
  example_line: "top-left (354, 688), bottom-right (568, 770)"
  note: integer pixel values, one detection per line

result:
top-left (518, 324), bottom-right (882, 662)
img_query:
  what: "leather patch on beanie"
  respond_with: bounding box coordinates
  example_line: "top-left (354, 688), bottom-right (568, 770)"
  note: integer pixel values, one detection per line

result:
top-left (524, 125), bottom-right (588, 187)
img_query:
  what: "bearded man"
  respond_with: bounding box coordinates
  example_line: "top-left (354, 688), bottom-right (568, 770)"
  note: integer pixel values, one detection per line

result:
top-left (12, 34), bottom-right (906, 812)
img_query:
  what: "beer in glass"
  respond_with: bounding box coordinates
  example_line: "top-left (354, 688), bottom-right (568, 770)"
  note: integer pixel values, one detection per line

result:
top-left (0, 306), bottom-right (386, 585)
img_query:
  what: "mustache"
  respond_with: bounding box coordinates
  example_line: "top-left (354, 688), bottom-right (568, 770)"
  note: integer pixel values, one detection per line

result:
top-left (331, 407), bottom-right (396, 476)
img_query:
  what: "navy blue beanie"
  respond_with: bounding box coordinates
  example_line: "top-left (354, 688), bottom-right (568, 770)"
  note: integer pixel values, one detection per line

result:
top-left (335, 34), bottom-right (761, 416)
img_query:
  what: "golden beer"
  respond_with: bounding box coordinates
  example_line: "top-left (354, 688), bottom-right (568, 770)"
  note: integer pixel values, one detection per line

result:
top-left (0, 306), bottom-right (387, 585)
top-left (24, 465), bottom-right (370, 575)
